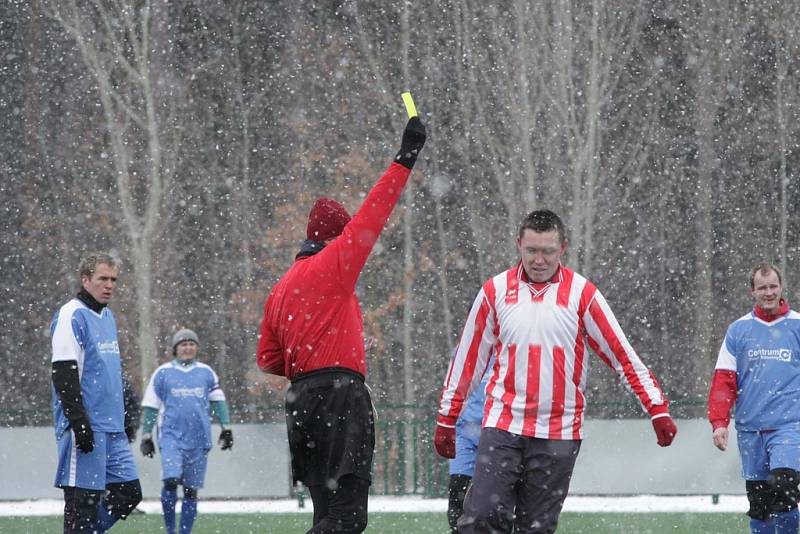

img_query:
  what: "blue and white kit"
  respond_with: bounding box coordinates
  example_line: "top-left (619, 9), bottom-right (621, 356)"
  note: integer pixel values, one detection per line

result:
top-left (450, 356), bottom-right (494, 477)
top-left (50, 298), bottom-right (137, 488)
top-left (141, 360), bottom-right (226, 451)
top-left (715, 310), bottom-right (800, 432)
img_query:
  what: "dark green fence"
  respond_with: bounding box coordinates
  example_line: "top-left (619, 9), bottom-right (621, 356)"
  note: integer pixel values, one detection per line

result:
top-left (372, 408), bottom-right (447, 497)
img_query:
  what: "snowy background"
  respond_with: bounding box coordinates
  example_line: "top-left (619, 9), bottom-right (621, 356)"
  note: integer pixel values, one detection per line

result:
top-left (2, 0), bottom-right (799, 497)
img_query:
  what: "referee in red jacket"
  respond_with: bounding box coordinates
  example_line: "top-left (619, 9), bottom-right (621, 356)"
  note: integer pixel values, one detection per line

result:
top-left (257, 116), bottom-right (426, 533)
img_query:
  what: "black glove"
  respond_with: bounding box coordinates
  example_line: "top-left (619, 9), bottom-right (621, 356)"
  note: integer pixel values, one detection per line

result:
top-left (125, 425), bottom-right (137, 444)
top-left (219, 429), bottom-right (233, 450)
top-left (140, 434), bottom-right (156, 458)
top-left (394, 117), bottom-right (427, 169)
top-left (72, 418), bottom-right (94, 453)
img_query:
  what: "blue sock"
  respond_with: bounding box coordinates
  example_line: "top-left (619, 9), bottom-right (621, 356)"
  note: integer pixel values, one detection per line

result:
top-left (775, 508), bottom-right (799, 533)
top-left (161, 487), bottom-right (178, 534)
top-left (750, 516), bottom-right (775, 534)
top-left (93, 501), bottom-right (116, 533)
top-left (179, 498), bottom-right (198, 533)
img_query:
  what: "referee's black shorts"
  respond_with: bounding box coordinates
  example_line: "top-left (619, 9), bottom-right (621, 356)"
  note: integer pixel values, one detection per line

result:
top-left (286, 368), bottom-right (375, 487)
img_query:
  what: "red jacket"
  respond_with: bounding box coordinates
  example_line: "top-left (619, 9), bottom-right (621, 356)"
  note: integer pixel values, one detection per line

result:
top-left (257, 162), bottom-right (411, 379)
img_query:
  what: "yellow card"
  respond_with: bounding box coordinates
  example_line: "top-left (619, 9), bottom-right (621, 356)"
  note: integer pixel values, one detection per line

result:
top-left (401, 92), bottom-right (417, 118)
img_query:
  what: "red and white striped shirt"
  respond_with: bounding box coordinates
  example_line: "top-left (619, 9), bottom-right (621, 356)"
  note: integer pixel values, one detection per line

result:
top-left (437, 263), bottom-right (668, 440)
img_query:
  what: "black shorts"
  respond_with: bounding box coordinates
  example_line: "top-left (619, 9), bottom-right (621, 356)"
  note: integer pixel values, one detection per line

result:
top-left (286, 368), bottom-right (375, 487)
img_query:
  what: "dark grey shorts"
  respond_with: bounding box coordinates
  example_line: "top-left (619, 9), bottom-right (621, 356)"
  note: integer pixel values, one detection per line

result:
top-left (458, 427), bottom-right (581, 534)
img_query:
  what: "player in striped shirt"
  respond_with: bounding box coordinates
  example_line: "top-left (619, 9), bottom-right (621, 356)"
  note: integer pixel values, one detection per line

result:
top-left (434, 210), bottom-right (677, 533)
top-left (708, 262), bottom-right (800, 534)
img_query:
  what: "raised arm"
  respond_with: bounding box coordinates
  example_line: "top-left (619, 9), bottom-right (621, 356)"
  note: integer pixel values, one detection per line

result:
top-left (325, 117), bottom-right (427, 291)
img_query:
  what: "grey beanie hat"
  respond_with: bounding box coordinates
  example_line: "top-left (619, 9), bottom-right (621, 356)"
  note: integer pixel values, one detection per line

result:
top-left (172, 328), bottom-right (199, 354)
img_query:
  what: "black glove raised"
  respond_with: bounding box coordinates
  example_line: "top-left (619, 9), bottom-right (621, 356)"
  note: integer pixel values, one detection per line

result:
top-left (140, 435), bottom-right (156, 458)
top-left (72, 418), bottom-right (94, 453)
top-left (219, 429), bottom-right (233, 450)
top-left (394, 117), bottom-right (427, 170)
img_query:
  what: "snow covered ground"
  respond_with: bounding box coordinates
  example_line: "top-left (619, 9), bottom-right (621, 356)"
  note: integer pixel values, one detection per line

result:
top-left (0, 494), bottom-right (749, 517)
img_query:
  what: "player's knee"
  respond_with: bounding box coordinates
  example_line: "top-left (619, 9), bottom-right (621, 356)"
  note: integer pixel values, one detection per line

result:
top-left (163, 478), bottom-right (180, 491)
top-left (746, 479), bottom-right (773, 520)
top-left (183, 486), bottom-right (198, 500)
top-left (769, 468), bottom-right (800, 513)
top-left (105, 479), bottom-right (142, 520)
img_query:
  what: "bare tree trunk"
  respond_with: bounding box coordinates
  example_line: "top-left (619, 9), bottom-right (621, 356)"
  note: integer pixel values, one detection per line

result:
top-left (49, 0), bottom-right (179, 387)
top-left (693, 76), bottom-right (716, 371)
top-left (397, 0), bottom-right (417, 494)
top-left (691, 0), bottom-right (732, 372)
top-left (776, 41), bottom-right (789, 277)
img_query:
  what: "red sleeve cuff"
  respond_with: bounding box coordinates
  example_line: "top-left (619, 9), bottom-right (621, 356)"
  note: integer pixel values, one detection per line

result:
top-left (437, 414), bottom-right (457, 428)
top-left (710, 419), bottom-right (729, 431)
top-left (649, 403), bottom-right (670, 418)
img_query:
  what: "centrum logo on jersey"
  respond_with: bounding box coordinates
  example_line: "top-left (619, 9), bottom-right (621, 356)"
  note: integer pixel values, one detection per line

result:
top-left (747, 348), bottom-right (792, 362)
top-left (170, 387), bottom-right (205, 398)
top-left (96, 341), bottom-right (119, 354)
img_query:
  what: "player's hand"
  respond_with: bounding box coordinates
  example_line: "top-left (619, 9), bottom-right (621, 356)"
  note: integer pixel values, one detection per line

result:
top-left (434, 424), bottom-right (456, 459)
top-left (125, 425), bottom-right (137, 444)
top-left (712, 427), bottom-right (728, 451)
top-left (651, 414), bottom-right (677, 447)
top-left (394, 117), bottom-right (427, 169)
top-left (219, 429), bottom-right (233, 450)
top-left (73, 419), bottom-right (94, 453)
top-left (140, 434), bottom-right (156, 458)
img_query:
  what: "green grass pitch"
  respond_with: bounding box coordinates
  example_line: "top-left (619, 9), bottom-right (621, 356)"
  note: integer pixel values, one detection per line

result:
top-left (0, 511), bottom-right (749, 533)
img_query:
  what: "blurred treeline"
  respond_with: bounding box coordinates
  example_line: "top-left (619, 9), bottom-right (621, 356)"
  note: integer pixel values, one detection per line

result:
top-left (2, 0), bottom-right (800, 424)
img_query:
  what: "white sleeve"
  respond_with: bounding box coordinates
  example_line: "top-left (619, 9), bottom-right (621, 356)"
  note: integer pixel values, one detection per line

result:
top-left (714, 334), bottom-right (737, 371)
top-left (51, 303), bottom-right (83, 364)
top-left (141, 371), bottom-right (163, 409)
top-left (208, 367), bottom-right (226, 402)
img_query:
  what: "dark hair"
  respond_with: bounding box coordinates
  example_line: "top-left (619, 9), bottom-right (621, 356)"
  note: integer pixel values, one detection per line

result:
top-left (79, 252), bottom-right (119, 280)
top-left (749, 261), bottom-right (782, 290)
top-left (518, 210), bottom-right (566, 242)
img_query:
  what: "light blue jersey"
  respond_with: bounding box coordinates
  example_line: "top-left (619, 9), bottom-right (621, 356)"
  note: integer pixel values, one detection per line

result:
top-left (142, 361), bottom-right (226, 451)
top-left (50, 298), bottom-right (125, 436)
top-left (458, 355), bottom-right (494, 425)
top-left (716, 310), bottom-right (800, 431)
top-left (450, 355), bottom-right (494, 476)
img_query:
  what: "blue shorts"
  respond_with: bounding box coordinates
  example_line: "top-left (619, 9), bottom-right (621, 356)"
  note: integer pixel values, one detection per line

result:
top-left (55, 430), bottom-right (138, 490)
top-left (159, 438), bottom-right (209, 488)
top-left (737, 427), bottom-right (800, 480)
top-left (449, 420), bottom-right (482, 477)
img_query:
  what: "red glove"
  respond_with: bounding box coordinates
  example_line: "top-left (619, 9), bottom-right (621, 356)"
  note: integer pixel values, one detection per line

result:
top-left (434, 424), bottom-right (456, 459)
top-left (652, 415), bottom-right (677, 447)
